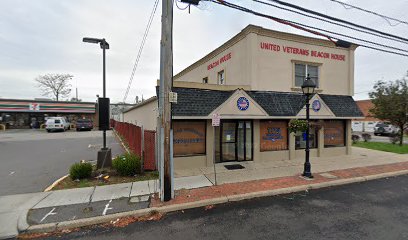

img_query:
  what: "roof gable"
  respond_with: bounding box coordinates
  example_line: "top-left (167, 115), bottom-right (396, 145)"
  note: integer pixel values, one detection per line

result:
top-left (296, 94), bottom-right (336, 119)
top-left (210, 89), bottom-right (268, 118)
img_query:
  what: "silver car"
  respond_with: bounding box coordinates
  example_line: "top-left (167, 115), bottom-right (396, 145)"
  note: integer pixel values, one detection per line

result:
top-left (374, 122), bottom-right (398, 136)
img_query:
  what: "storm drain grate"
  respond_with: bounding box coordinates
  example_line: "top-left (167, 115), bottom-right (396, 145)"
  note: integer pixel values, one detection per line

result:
top-left (224, 164), bottom-right (245, 170)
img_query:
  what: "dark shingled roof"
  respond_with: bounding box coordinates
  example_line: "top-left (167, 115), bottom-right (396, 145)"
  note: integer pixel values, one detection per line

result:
top-left (247, 91), bottom-right (305, 116)
top-left (156, 87), bottom-right (363, 118)
top-left (320, 94), bottom-right (364, 117)
top-left (171, 87), bottom-right (233, 116)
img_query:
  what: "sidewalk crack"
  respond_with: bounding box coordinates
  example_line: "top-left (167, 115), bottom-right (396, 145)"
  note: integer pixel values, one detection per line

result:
top-left (88, 186), bottom-right (96, 204)
top-left (128, 182), bottom-right (134, 199)
top-left (203, 173), bottom-right (215, 186)
top-left (31, 192), bottom-right (52, 209)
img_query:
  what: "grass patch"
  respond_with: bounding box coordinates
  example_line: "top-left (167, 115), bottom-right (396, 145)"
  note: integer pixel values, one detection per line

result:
top-left (353, 141), bottom-right (408, 154)
top-left (53, 171), bottom-right (159, 190)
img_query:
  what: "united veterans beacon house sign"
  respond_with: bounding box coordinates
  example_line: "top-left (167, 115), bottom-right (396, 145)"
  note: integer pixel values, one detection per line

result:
top-left (237, 97), bottom-right (249, 111)
top-left (260, 42), bottom-right (346, 61)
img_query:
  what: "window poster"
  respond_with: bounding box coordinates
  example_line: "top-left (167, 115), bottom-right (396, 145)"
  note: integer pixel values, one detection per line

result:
top-left (260, 121), bottom-right (288, 151)
top-left (173, 121), bottom-right (206, 156)
top-left (324, 120), bottom-right (345, 147)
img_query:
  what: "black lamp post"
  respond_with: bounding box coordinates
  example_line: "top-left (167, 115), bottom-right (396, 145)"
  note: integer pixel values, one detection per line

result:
top-left (301, 74), bottom-right (316, 178)
top-left (83, 37), bottom-right (112, 168)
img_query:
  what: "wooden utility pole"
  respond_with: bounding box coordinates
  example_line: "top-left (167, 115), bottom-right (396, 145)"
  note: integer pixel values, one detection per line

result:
top-left (159, 0), bottom-right (174, 201)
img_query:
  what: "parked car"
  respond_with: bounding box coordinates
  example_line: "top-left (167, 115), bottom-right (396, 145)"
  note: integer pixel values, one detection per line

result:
top-left (45, 117), bottom-right (70, 132)
top-left (374, 122), bottom-right (398, 136)
top-left (76, 119), bottom-right (93, 131)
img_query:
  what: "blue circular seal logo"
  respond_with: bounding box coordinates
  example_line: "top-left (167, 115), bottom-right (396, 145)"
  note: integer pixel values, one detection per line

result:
top-left (237, 97), bottom-right (249, 111)
top-left (312, 100), bottom-right (321, 112)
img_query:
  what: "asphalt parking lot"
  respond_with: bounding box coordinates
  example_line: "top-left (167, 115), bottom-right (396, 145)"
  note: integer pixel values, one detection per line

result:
top-left (353, 131), bottom-right (408, 144)
top-left (0, 129), bottom-right (124, 196)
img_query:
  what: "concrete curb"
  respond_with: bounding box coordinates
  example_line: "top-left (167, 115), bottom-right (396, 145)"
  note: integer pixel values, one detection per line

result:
top-left (22, 170), bottom-right (408, 235)
top-left (44, 174), bottom-right (69, 192)
top-left (17, 210), bottom-right (30, 232)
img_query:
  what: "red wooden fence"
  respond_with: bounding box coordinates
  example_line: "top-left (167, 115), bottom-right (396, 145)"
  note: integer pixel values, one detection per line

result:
top-left (111, 119), bottom-right (156, 171)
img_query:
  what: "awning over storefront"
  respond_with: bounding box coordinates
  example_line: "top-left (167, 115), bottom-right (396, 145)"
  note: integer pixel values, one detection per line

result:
top-left (169, 87), bottom-right (364, 119)
top-left (0, 99), bottom-right (96, 113)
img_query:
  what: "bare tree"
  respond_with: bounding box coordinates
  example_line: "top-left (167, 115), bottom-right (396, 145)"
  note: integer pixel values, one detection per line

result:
top-left (35, 74), bottom-right (73, 101)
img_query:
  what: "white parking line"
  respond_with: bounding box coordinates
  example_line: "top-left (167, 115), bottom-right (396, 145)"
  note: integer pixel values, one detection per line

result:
top-left (102, 199), bottom-right (113, 216)
top-left (40, 208), bottom-right (57, 223)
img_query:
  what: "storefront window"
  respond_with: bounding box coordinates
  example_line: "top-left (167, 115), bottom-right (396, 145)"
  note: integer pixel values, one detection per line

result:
top-left (173, 121), bottom-right (206, 156)
top-left (260, 120), bottom-right (288, 151)
top-left (324, 120), bottom-right (345, 147)
top-left (295, 129), bottom-right (318, 149)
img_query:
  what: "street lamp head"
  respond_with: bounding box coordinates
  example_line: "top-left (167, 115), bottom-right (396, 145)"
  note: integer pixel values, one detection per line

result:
top-left (83, 37), bottom-right (103, 44)
top-left (83, 37), bottom-right (109, 49)
top-left (301, 74), bottom-right (317, 95)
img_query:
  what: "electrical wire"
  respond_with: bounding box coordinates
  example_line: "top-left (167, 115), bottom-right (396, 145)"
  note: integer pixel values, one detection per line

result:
top-left (251, 0), bottom-right (408, 53)
top-left (207, 0), bottom-right (408, 57)
top-left (328, 0), bottom-right (408, 27)
top-left (252, 0), bottom-right (408, 46)
top-left (265, 0), bottom-right (408, 43)
top-left (123, 0), bottom-right (159, 103)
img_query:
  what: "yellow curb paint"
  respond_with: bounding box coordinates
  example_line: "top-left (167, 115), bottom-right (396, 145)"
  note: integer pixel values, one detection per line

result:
top-left (44, 174), bottom-right (69, 192)
top-left (112, 129), bottom-right (131, 154)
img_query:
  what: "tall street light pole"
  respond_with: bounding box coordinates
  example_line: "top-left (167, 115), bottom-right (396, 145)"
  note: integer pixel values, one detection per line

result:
top-left (301, 74), bottom-right (316, 178)
top-left (102, 39), bottom-right (108, 149)
top-left (83, 37), bottom-right (112, 168)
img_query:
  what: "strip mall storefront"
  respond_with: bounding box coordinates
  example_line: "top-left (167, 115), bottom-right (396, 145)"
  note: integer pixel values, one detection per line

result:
top-left (168, 88), bottom-right (362, 169)
top-left (0, 99), bottom-right (96, 129)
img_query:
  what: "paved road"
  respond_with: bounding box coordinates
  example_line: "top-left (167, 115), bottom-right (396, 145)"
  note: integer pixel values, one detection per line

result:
top-left (0, 130), bottom-right (124, 196)
top-left (353, 131), bottom-right (408, 144)
top-left (44, 174), bottom-right (408, 240)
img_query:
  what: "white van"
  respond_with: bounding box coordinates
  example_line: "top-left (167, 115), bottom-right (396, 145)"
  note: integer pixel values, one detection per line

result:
top-left (45, 117), bottom-right (70, 132)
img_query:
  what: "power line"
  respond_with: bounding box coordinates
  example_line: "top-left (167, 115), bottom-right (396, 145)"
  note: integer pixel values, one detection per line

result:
top-left (328, 0), bottom-right (408, 27)
top-left (123, 0), bottom-right (159, 103)
top-left (253, 0), bottom-right (408, 46)
top-left (207, 0), bottom-right (408, 57)
top-left (265, 0), bottom-right (408, 43)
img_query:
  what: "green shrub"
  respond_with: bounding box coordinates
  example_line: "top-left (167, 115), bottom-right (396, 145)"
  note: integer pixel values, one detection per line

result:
top-left (112, 153), bottom-right (141, 176)
top-left (361, 133), bottom-right (372, 142)
top-left (352, 134), bottom-right (360, 144)
top-left (70, 162), bottom-right (93, 180)
top-left (288, 119), bottom-right (308, 133)
top-left (389, 132), bottom-right (400, 144)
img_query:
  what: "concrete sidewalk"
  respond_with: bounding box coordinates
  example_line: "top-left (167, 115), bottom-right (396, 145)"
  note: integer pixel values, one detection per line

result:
top-left (175, 147), bottom-right (408, 184)
top-left (0, 175), bottom-right (212, 239)
top-left (2, 147), bottom-right (408, 239)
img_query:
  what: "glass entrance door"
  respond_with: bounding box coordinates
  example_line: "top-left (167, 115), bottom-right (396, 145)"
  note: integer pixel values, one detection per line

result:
top-left (221, 122), bottom-right (236, 161)
top-left (221, 120), bottom-right (252, 162)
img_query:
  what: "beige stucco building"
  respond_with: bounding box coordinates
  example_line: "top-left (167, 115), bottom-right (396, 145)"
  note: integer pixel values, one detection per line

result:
top-left (124, 25), bottom-right (363, 170)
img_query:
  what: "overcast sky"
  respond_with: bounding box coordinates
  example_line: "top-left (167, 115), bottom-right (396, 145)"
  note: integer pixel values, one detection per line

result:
top-left (0, 0), bottom-right (407, 103)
